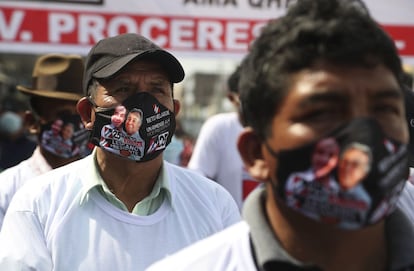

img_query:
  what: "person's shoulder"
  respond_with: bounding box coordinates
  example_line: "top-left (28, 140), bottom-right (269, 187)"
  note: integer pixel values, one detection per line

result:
top-left (0, 160), bottom-right (26, 178)
top-left (166, 162), bottom-right (220, 187)
top-left (196, 112), bottom-right (242, 143)
top-left (403, 181), bottom-right (414, 191)
top-left (398, 181), bottom-right (414, 224)
top-left (385, 207), bottom-right (414, 267)
top-left (12, 155), bottom-right (92, 201)
top-left (0, 159), bottom-right (30, 186)
top-left (202, 112), bottom-right (240, 129)
top-left (399, 181), bottom-right (414, 202)
top-left (166, 162), bottom-right (236, 199)
top-left (146, 221), bottom-right (251, 271)
top-left (208, 111), bottom-right (239, 123)
top-left (166, 161), bottom-right (241, 225)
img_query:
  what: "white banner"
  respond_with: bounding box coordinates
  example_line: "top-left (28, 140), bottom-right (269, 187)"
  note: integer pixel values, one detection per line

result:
top-left (0, 0), bottom-right (413, 63)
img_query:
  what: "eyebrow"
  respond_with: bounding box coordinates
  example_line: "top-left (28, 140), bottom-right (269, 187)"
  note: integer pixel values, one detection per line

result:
top-left (107, 75), bottom-right (170, 88)
top-left (298, 87), bottom-right (402, 107)
top-left (147, 79), bottom-right (169, 86)
top-left (298, 90), bottom-right (346, 107)
top-left (371, 88), bottom-right (402, 101)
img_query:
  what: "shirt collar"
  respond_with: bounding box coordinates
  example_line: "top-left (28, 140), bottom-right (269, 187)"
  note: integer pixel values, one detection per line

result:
top-left (80, 149), bottom-right (172, 207)
top-left (243, 187), bottom-right (308, 269)
top-left (243, 187), bottom-right (414, 270)
top-left (79, 148), bottom-right (103, 204)
top-left (385, 207), bottom-right (414, 270)
top-left (28, 146), bottom-right (53, 175)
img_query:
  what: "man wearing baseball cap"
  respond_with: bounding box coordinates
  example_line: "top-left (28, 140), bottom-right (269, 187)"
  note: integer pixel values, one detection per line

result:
top-left (0, 33), bottom-right (240, 270)
top-left (0, 53), bottom-right (91, 229)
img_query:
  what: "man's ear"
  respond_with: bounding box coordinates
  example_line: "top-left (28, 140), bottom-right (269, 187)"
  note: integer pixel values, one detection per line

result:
top-left (173, 99), bottom-right (180, 117)
top-left (77, 97), bottom-right (94, 130)
top-left (237, 127), bottom-right (270, 182)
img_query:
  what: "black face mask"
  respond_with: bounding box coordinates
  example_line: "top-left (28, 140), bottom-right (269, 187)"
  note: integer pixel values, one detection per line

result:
top-left (266, 118), bottom-right (409, 230)
top-left (40, 114), bottom-right (91, 159)
top-left (90, 92), bottom-right (176, 162)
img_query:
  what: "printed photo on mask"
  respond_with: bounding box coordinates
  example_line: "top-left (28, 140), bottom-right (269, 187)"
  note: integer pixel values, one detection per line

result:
top-left (270, 118), bottom-right (409, 230)
top-left (338, 143), bottom-right (371, 190)
top-left (40, 114), bottom-right (90, 159)
top-left (91, 92), bottom-right (175, 163)
top-left (119, 109), bottom-right (145, 160)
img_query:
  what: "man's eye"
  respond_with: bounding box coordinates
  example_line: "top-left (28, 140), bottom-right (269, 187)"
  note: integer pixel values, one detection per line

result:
top-left (298, 108), bottom-right (339, 122)
top-left (373, 104), bottom-right (399, 115)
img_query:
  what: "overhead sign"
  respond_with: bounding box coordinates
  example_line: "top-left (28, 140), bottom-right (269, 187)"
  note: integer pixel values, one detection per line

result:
top-left (0, 0), bottom-right (413, 63)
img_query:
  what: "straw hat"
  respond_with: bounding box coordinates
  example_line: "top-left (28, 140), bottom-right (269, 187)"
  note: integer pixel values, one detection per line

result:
top-left (17, 53), bottom-right (84, 101)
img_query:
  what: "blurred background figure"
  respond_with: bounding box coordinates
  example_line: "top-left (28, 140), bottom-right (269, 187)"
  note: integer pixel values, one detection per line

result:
top-left (0, 94), bottom-right (36, 171)
top-left (179, 133), bottom-right (195, 167)
top-left (187, 62), bottom-right (260, 210)
top-left (0, 53), bottom-right (91, 229)
top-left (164, 119), bottom-right (194, 167)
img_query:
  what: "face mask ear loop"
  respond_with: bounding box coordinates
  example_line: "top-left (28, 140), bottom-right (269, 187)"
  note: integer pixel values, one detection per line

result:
top-left (87, 96), bottom-right (100, 111)
top-left (265, 141), bottom-right (279, 158)
top-left (88, 96), bottom-right (118, 113)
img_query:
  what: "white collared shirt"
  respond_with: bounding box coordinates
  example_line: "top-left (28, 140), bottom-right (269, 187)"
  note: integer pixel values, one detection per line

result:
top-left (0, 147), bottom-right (52, 229)
top-left (0, 152), bottom-right (240, 270)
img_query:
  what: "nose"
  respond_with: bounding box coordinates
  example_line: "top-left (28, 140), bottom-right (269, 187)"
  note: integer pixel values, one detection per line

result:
top-left (346, 93), bottom-right (370, 119)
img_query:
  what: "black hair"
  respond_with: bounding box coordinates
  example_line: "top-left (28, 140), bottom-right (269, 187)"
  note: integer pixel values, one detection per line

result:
top-left (227, 64), bottom-right (242, 94)
top-left (239, 0), bottom-right (404, 139)
top-left (402, 71), bottom-right (413, 90)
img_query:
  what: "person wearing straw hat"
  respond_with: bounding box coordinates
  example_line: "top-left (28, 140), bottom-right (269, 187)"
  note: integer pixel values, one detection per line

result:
top-left (0, 33), bottom-right (240, 271)
top-left (0, 53), bottom-right (91, 230)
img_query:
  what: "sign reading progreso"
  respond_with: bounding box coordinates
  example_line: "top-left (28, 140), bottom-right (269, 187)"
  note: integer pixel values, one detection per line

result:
top-left (0, 0), bottom-right (414, 62)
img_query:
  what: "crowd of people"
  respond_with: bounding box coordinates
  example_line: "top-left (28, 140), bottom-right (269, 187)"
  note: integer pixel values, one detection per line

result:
top-left (0, 0), bottom-right (414, 270)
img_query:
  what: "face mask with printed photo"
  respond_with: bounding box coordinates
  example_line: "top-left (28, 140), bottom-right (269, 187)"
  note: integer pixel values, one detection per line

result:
top-left (40, 114), bottom-right (91, 159)
top-left (90, 92), bottom-right (176, 162)
top-left (266, 118), bottom-right (409, 230)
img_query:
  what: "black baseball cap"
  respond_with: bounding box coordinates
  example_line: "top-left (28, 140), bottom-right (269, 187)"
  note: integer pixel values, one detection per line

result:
top-left (83, 33), bottom-right (185, 95)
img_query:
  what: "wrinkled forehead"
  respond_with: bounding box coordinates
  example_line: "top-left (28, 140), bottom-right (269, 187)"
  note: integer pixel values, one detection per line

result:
top-left (111, 60), bottom-right (170, 83)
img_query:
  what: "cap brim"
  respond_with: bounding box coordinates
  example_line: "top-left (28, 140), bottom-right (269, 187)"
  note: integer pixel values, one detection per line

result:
top-left (17, 85), bottom-right (82, 102)
top-left (93, 50), bottom-right (185, 83)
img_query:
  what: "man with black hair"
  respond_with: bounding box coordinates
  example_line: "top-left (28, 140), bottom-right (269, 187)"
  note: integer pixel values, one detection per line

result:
top-left (188, 62), bottom-right (260, 209)
top-left (147, 0), bottom-right (414, 270)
